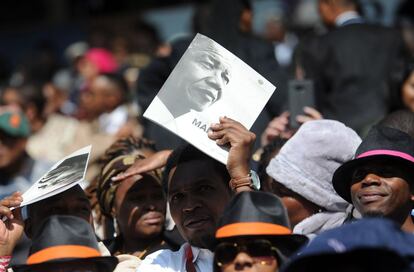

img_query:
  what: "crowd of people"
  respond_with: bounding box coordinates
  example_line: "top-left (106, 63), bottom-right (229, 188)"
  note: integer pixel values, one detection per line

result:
top-left (1, 0), bottom-right (414, 271)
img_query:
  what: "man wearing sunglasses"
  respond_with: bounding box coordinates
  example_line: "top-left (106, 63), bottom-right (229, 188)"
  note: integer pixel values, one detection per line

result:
top-left (333, 126), bottom-right (414, 232)
top-left (214, 191), bottom-right (307, 272)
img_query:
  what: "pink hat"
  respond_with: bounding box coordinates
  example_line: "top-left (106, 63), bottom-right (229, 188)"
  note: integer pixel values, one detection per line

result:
top-left (85, 48), bottom-right (118, 73)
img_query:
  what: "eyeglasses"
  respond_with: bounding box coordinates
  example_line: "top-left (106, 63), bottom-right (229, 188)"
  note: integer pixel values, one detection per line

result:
top-left (214, 239), bottom-right (278, 267)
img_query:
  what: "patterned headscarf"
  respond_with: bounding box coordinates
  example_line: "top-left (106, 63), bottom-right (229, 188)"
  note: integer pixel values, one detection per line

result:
top-left (97, 154), bottom-right (162, 217)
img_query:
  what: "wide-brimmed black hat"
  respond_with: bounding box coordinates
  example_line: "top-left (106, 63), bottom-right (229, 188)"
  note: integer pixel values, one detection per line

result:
top-left (215, 191), bottom-right (308, 256)
top-left (13, 215), bottom-right (118, 272)
top-left (333, 126), bottom-right (414, 203)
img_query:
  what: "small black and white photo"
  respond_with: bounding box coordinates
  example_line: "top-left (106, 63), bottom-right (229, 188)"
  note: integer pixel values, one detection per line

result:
top-left (37, 153), bottom-right (88, 190)
top-left (21, 146), bottom-right (91, 207)
top-left (144, 34), bottom-right (276, 163)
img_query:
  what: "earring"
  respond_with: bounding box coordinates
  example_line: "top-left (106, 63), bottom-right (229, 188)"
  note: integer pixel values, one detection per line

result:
top-left (113, 219), bottom-right (119, 238)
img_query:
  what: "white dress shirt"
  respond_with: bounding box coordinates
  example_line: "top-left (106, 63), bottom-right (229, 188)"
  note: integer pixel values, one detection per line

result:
top-left (136, 243), bottom-right (213, 272)
top-left (99, 104), bottom-right (129, 134)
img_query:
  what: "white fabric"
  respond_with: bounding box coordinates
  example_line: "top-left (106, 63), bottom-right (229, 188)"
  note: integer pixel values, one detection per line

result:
top-left (137, 243), bottom-right (213, 272)
top-left (335, 11), bottom-right (360, 26)
top-left (293, 211), bottom-right (348, 240)
top-left (99, 105), bottom-right (129, 134)
top-left (115, 254), bottom-right (142, 272)
top-left (266, 120), bottom-right (361, 212)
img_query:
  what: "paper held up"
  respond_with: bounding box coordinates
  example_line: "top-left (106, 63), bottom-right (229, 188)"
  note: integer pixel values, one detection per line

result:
top-left (19, 145), bottom-right (91, 207)
top-left (144, 33), bottom-right (276, 164)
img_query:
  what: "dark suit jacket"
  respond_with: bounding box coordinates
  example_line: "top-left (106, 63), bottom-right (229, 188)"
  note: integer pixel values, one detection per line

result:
top-left (299, 23), bottom-right (406, 134)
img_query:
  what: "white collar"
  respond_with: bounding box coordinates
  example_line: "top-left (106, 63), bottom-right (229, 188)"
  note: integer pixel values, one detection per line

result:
top-left (187, 244), bottom-right (214, 264)
top-left (335, 11), bottom-right (360, 26)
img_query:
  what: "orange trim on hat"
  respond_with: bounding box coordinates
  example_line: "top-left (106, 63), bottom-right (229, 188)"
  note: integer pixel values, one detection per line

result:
top-left (27, 245), bottom-right (101, 265)
top-left (9, 114), bottom-right (21, 128)
top-left (216, 222), bottom-right (292, 238)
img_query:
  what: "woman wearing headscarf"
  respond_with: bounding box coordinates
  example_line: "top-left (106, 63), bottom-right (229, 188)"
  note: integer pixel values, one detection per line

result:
top-left (266, 120), bottom-right (361, 238)
top-left (95, 137), bottom-right (174, 258)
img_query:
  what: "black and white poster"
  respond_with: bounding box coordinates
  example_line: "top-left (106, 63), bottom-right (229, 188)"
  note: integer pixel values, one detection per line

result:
top-left (144, 33), bottom-right (276, 163)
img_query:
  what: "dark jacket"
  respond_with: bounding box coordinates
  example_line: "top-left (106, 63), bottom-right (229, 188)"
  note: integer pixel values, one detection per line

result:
top-left (299, 23), bottom-right (407, 134)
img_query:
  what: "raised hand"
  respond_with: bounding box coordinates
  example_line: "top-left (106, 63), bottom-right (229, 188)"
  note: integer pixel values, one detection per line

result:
top-left (209, 116), bottom-right (256, 192)
top-left (0, 192), bottom-right (24, 256)
top-left (111, 150), bottom-right (172, 182)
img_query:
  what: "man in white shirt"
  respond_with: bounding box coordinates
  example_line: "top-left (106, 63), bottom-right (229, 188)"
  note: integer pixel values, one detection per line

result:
top-left (137, 144), bottom-right (232, 272)
top-left (138, 116), bottom-right (257, 272)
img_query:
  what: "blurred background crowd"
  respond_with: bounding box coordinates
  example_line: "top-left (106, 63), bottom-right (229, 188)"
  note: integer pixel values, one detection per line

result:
top-left (1, 0), bottom-right (414, 271)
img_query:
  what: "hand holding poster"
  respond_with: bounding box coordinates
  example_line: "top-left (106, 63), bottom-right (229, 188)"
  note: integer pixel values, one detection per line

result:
top-left (144, 33), bottom-right (276, 163)
top-left (19, 145), bottom-right (91, 207)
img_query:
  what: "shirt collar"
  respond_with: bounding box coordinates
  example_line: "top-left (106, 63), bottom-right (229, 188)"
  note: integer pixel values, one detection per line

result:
top-left (188, 244), bottom-right (214, 263)
top-left (335, 11), bottom-right (361, 27)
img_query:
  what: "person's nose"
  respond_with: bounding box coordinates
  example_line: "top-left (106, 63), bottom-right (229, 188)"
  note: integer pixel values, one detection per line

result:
top-left (233, 252), bottom-right (255, 271)
top-left (182, 197), bottom-right (201, 214)
top-left (206, 71), bottom-right (224, 91)
top-left (361, 173), bottom-right (382, 187)
top-left (146, 203), bottom-right (156, 211)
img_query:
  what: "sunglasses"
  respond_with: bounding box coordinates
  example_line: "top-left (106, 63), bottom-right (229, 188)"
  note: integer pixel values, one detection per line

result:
top-left (214, 239), bottom-right (278, 267)
top-left (351, 162), bottom-right (413, 184)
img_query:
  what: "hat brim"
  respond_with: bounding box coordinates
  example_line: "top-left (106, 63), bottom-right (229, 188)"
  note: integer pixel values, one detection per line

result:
top-left (217, 235), bottom-right (307, 258)
top-left (216, 222), bottom-right (308, 257)
top-left (283, 248), bottom-right (408, 272)
top-left (12, 256), bottom-right (118, 272)
top-left (332, 154), bottom-right (414, 203)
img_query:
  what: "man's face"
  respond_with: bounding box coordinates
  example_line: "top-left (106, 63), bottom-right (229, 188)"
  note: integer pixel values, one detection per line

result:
top-left (168, 159), bottom-right (232, 248)
top-left (216, 238), bottom-right (279, 272)
top-left (350, 160), bottom-right (414, 220)
top-left (182, 49), bottom-right (230, 112)
top-left (0, 131), bottom-right (26, 169)
top-left (83, 77), bottom-right (112, 118)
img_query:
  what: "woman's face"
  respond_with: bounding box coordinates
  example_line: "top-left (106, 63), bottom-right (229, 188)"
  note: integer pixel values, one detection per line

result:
top-left (402, 71), bottom-right (414, 111)
top-left (272, 181), bottom-right (321, 228)
top-left (216, 238), bottom-right (279, 272)
top-left (113, 175), bottom-right (166, 240)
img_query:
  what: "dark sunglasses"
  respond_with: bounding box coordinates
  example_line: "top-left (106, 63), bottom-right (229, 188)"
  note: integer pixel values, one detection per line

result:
top-left (214, 239), bottom-right (278, 267)
top-left (351, 162), bottom-right (413, 184)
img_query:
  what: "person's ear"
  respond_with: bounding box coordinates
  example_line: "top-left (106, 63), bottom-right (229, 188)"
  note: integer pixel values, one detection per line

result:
top-left (24, 218), bottom-right (33, 239)
top-left (409, 182), bottom-right (414, 202)
top-left (239, 9), bottom-right (253, 32)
